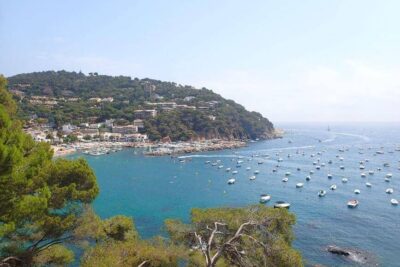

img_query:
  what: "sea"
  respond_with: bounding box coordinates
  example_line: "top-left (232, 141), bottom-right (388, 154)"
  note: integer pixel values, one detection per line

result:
top-left (69, 122), bottom-right (400, 266)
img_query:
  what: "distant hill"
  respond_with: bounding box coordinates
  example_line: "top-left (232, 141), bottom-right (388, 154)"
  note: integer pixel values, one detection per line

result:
top-left (7, 71), bottom-right (275, 141)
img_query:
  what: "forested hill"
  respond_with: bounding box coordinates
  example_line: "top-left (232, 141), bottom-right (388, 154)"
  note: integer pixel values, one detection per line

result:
top-left (7, 71), bottom-right (276, 141)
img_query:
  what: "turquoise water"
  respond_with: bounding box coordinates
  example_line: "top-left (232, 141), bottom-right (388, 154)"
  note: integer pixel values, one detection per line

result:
top-left (71, 123), bottom-right (400, 266)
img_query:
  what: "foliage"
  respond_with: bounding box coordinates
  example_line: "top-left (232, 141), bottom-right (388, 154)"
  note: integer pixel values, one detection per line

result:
top-left (7, 71), bottom-right (274, 141)
top-left (0, 76), bottom-right (99, 266)
top-left (165, 205), bottom-right (303, 267)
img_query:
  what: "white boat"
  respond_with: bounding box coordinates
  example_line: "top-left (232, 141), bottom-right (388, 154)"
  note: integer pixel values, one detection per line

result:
top-left (227, 178), bottom-right (236, 185)
top-left (316, 166), bottom-right (321, 170)
top-left (259, 194), bottom-right (271, 203)
top-left (321, 163), bottom-right (326, 167)
top-left (249, 175), bottom-right (256, 180)
top-left (274, 201), bottom-right (290, 209)
top-left (232, 170), bottom-right (238, 175)
top-left (359, 165), bottom-right (365, 170)
top-left (318, 190), bottom-right (326, 197)
top-left (368, 170), bottom-right (374, 175)
top-left (391, 199), bottom-right (399, 206)
top-left (246, 167), bottom-right (251, 171)
top-left (218, 165), bottom-right (224, 169)
top-left (285, 172), bottom-right (291, 176)
top-left (211, 162), bottom-right (217, 166)
top-left (258, 161), bottom-right (263, 165)
top-left (385, 178), bottom-right (391, 182)
top-left (361, 173), bottom-right (366, 177)
top-left (342, 178), bottom-right (348, 183)
top-left (330, 184), bottom-right (337, 190)
top-left (340, 166), bottom-right (345, 170)
top-left (328, 160), bottom-right (333, 164)
top-left (327, 174), bottom-right (333, 179)
top-left (365, 182), bottom-right (372, 187)
top-left (226, 168), bottom-right (231, 172)
top-left (386, 188), bottom-right (394, 194)
top-left (205, 161), bottom-right (211, 164)
top-left (306, 176), bottom-right (311, 181)
top-left (347, 200), bottom-right (359, 208)
top-left (254, 170), bottom-right (260, 175)
top-left (386, 173), bottom-right (393, 178)
top-left (354, 189), bottom-right (361, 194)
top-left (278, 158), bottom-right (283, 162)
top-left (296, 183), bottom-right (304, 188)
top-left (282, 177), bottom-right (289, 182)
top-left (383, 163), bottom-right (390, 167)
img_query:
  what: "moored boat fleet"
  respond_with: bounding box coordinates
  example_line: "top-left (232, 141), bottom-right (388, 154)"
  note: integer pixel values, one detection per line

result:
top-left (196, 143), bottom-right (400, 209)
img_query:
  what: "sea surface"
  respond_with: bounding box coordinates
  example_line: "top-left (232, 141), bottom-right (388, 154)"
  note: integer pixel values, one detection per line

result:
top-left (70, 123), bottom-right (400, 266)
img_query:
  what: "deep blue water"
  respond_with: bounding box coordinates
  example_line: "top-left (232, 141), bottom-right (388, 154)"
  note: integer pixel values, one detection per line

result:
top-left (70, 123), bottom-right (400, 266)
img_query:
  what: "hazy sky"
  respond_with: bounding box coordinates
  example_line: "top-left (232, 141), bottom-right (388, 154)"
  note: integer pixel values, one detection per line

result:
top-left (1, 0), bottom-right (400, 122)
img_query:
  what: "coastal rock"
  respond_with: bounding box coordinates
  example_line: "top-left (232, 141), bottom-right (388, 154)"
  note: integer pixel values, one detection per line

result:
top-left (326, 245), bottom-right (378, 266)
top-left (327, 245), bottom-right (350, 256)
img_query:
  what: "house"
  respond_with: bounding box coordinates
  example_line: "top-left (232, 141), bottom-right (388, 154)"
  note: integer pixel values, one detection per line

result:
top-left (134, 109), bottom-right (157, 119)
top-left (88, 97), bottom-right (102, 103)
top-left (101, 97), bottom-right (114, 103)
top-left (100, 132), bottom-right (122, 141)
top-left (62, 124), bottom-right (76, 134)
top-left (133, 119), bottom-right (144, 128)
top-left (105, 119), bottom-right (115, 128)
top-left (122, 133), bottom-right (148, 142)
top-left (112, 125), bottom-right (138, 134)
top-left (184, 96), bottom-right (195, 101)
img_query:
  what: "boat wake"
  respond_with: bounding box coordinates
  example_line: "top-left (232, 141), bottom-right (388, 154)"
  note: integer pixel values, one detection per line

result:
top-left (330, 132), bottom-right (371, 142)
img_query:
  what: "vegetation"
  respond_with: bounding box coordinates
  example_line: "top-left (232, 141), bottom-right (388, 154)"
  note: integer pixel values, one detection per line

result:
top-left (0, 75), bottom-right (99, 266)
top-left (7, 71), bottom-right (275, 141)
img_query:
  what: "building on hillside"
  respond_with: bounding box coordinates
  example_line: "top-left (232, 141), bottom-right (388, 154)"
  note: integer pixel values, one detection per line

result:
top-left (62, 124), bottom-right (76, 134)
top-left (101, 97), bottom-right (114, 103)
top-left (184, 96), bottom-right (195, 101)
top-left (122, 133), bottom-right (148, 142)
top-left (146, 102), bottom-right (177, 109)
top-left (133, 119), bottom-right (144, 129)
top-left (88, 97), bottom-right (102, 103)
top-left (100, 132), bottom-right (122, 141)
top-left (105, 119), bottom-right (115, 128)
top-left (112, 125), bottom-right (138, 134)
top-left (134, 109), bottom-right (157, 119)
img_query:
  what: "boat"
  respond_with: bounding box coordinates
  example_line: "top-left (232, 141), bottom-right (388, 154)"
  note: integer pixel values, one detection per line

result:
top-left (359, 165), bottom-right (365, 170)
top-left (227, 178), bottom-right (236, 185)
top-left (297, 167), bottom-right (301, 171)
top-left (318, 190), bottom-right (326, 197)
top-left (386, 188), bottom-right (394, 194)
top-left (249, 175), bottom-right (256, 180)
top-left (278, 158), bottom-right (283, 162)
top-left (218, 165), bottom-right (224, 169)
top-left (310, 170), bottom-right (314, 175)
top-left (327, 174), bottom-right (333, 179)
top-left (232, 170), bottom-right (238, 175)
top-left (361, 173), bottom-right (366, 177)
top-left (296, 183), bottom-right (304, 188)
top-left (365, 182), bottom-right (372, 187)
top-left (386, 173), bottom-right (393, 178)
top-left (257, 161), bottom-right (263, 165)
top-left (340, 166), bottom-right (345, 170)
top-left (306, 176), bottom-right (311, 181)
top-left (383, 163), bottom-right (390, 167)
top-left (330, 184), bottom-right (337, 190)
top-left (254, 170), bottom-right (260, 174)
top-left (354, 189), bottom-right (361, 194)
top-left (282, 177), bottom-right (289, 182)
top-left (205, 161), bottom-right (211, 164)
top-left (328, 160), bottom-right (333, 164)
top-left (368, 170), bottom-right (374, 175)
top-left (316, 166), bottom-right (321, 170)
top-left (342, 178), bottom-right (348, 183)
top-left (246, 167), bottom-right (251, 171)
top-left (272, 169), bottom-right (277, 173)
top-left (347, 200), bottom-right (359, 208)
top-left (259, 194), bottom-right (271, 203)
top-left (211, 162), bottom-right (217, 166)
top-left (391, 199), bottom-right (399, 206)
top-left (226, 168), bottom-right (231, 172)
top-left (274, 201), bottom-right (290, 209)
top-left (285, 172), bottom-right (291, 176)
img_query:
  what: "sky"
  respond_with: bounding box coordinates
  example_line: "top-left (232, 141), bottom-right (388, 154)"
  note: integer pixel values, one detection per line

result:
top-left (1, 0), bottom-right (400, 122)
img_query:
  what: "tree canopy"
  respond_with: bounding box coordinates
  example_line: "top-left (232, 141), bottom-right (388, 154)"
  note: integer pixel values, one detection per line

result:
top-left (0, 75), bottom-right (99, 266)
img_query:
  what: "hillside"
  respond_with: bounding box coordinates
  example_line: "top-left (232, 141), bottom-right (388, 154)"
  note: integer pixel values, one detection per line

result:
top-left (7, 71), bottom-right (275, 141)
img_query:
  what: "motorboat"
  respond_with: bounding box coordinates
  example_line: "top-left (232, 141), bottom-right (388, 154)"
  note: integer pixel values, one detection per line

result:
top-left (226, 168), bottom-right (231, 172)
top-left (386, 173), bottom-right (393, 178)
top-left (340, 166), bottom-right (345, 170)
top-left (310, 170), bottom-right (314, 175)
top-left (296, 183), bottom-right (304, 188)
top-left (354, 189), bottom-right (361, 194)
top-left (386, 188), bottom-right (394, 194)
top-left (249, 175), bottom-right (256, 180)
top-left (368, 170), bottom-right (374, 175)
top-left (347, 200), bottom-right (359, 208)
top-left (282, 177), bottom-right (289, 182)
top-left (259, 194), bottom-right (271, 203)
top-left (274, 201), bottom-right (290, 209)
top-left (318, 190), bottom-right (326, 197)
top-left (306, 176), bottom-right (311, 181)
top-left (227, 178), bottom-right (236, 185)
top-left (327, 174), bottom-right (333, 179)
top-left (246, 167), bottom-right (251, 171)
top-left (218, 165), bottom-right (224, 169)
top-left (361, 173), bottom-right (366, 178)
top-left (359, 165), bottom-right (365, 170)
top-left (254, 170), bottom-right (260, 175)
top-left (365, 182), bottom-right (372, 187)
top-left (232, 170), bottom-right (238, 175)
top-left (330, 184), bottom-right (337, 190)
top-left (285, 172), bottom-right (291, 176)
top-left (391, 199), bottom-right (399, 206)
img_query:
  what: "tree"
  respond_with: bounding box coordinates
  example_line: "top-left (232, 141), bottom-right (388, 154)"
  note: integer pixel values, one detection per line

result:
top-left (165, 205), bottom-right (303, 267)
top-left (0, 76), bottom-right (99, 266)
